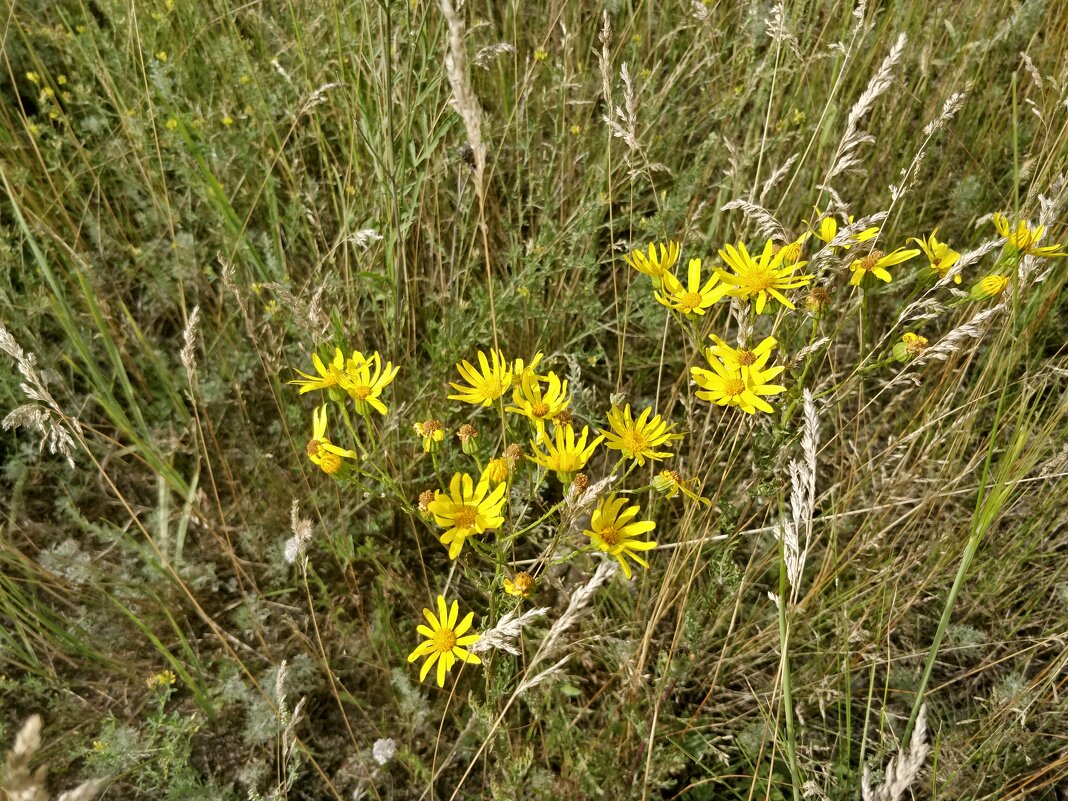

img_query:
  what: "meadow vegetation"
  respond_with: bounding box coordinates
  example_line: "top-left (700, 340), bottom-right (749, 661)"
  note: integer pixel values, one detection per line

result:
top-left (2, 0), bottom-right (1068, 799)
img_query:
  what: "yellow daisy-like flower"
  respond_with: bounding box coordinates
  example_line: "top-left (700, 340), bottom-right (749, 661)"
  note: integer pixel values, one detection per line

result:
top-left (449, 349), bottom-right (513, 406)
top-left (775, 231), bottom-right (811, 265)
top-left (705, 334), bottom-right (780, 383)
top-left (810, 210), bottom-right (880, 248)
top-left (511, 352), bottom-right (545, 384)
top-left (848, 247), bottom-right (921, 286)
top-left (413, 419), bottom-right (445, 452)
top-left (341, 351), bottom-right (399, 415)
top-left (654, 258), bottom-right (721, 317)
top-left (503, 571), bottom-right (535, 598)
top-left (584, 494), bottom-right (657, 580)
top-left (892, 332), bottom-right (929, 361)
top-left (652, 470), bottom-right (711, 506)
top-left (527, 425), bottom-right (603, 482)
top-left (599, 404), bottom-right (682, 466)
top-left (506, 372), bottom-right (570, 440)
top-left (427, 472), bottom-right (507, 559)
top-left (691, 353), bottom-right (786, 415)
top-left (716, 240), bottom-right (813, 314)
top-left (909, 229), bottom-right (962, 283)
top-left (969, 273), bottom-right (1010, 300)
top-left (306, 405), bottom-right (359, 475)
top-left (483, 457), bottom-right (511, 485)
top-left (407, 595), bottom-right (481, 687)
top-left (993, 212), bottom-right (1066, 257)
top-left (624, 241), bottom-right (681, 284)
top-left (289, 347), bottom-right (347, 394)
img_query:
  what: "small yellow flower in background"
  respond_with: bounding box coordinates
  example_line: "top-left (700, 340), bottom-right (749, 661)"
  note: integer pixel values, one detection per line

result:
top-left (706, 335), bottom-right (780, 383)
top-left (810, 209), bottom-right (879, 248)
top-left (969, 273), bottom-right (1010, 300)
top-left (26, 71), bottom-right (40, 84)
top-left (653, 470), bottom-right (711, 506)
top-left (41, 87), bottom-right (56, 99)
top-left (239, 74), bottom-right (252, 85)
top-left (527, 425), bottom-right (603, 482)
top-left (992, 212), bottom-right (1066, 257)
top-left (222, 115), bottom-right (234, 126)
top-left (511, 352), bottom-right (545, 384)
top-left (449, 349), bottom-right (513, 406)
top-left (413, 419), bottom-right (445, 452)
top-left (716, 240), bottom-right (812, 314)
top-left (600, 404), bottom-right (681, 466)
top-left (691, 351), bottom-right (786, 415)
top-left (892, 332), bottom-right (929, 361)
top-left (624, 241), bottom-right (681, 286)
top-left (584, 494), bottom-right (657, 580)
top-left (654, 258), bottom-right (721, 317)
top-left (570, 124), bottom-right (582, 135)
top-left (909, 229), bottom-right (962, 283)
top-left (533, 48), bottom-right (549, 61)
top-left (506, 372), bottom-right (570, 439)
top-left (775, 232), bottom-right (811, 265)
top-left (290, 348), bottom-right (347, 394)
top-left (503, 571), bottom-right (535, 598)
top-left (342, 351), bottom-right (399, 415)
top-left (26, 123), bottom-right (40, 136)
top-left (427, 472), bottom-right (507, 559)
top-left (146, 669), bottom-right (177, 689)
top-left (408, 595), bottom-right (481, 687)
top-left (155, 50), bottom-right (168, 62)
top-left (848, 246), bottom-right (920, 286)
top-left (804, 286), bottom-right (831, 313)
top-left (165, 118), bottom-right (178, 130)
top-left (307, 405), bottom-right (358, 475)
top-left (483, 457), bottom-right (511, 485)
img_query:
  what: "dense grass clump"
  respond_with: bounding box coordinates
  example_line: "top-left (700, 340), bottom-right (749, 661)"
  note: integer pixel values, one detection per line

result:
top-left (2, 1), bottom-right (1068, 800)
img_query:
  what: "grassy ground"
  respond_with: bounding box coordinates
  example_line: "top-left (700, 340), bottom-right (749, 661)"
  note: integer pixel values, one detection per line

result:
top-left (2, 0), bottom-right (1068, 799)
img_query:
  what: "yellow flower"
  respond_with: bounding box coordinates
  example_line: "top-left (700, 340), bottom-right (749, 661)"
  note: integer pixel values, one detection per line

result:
top-left (26, 71), bottom-right (40, 84)
top-left (969, 273), bottom-right (1010, 300)
top-left (600, 404), bottom-right (681, 465)
top-left (776, 232), bottom-right (811, 265)
top-left (892, 332), bottom-right (929, 361)
top-left (810, 209), bottom-right (879, 248)
top-left (533, 48), bottom-right (549, 61)
top-left (652, 470), bottom-right (711, 506)
top-left (624, 241), bottom-right (681, 285)
top-left (503, 572), bottom-right (535, 597)
top-left (413, 419), bottom-right (445, 452)
top-left (290, 348), bottom-right (348, 394)
top-left (155, 50), bottom-right (168, 62)
top-left (654, 258), bottom-right (722, 317)
top-left (716, 240), bottom-right (812, 314)
top-left (527, 425), bottom-right (603, 482)
top-left (511, 352), bottom-right (545, 384)
top-left (506, 372), bottom-right (570, 439)
top-left (340, 351), bottom-right (398, 415)
top-left (584, 494), bottom-right (657, 580)
top-left (222, 115), bottom-right (234, 126)
top-left (848, 246), bottom-right (920, 286)
top-left (691, 352), bottom-right (785, 415)
top-left (909, 229), bottom-right (962, 283)
top-left (427, 472), bottom-right (507, 559)
top-left (992, 212), bottom-right (1066, 257)
top-left (145, 669), bottom-right (177, 689)
top-left (307, 405), bottom-right (358, 475)
top-left (483, 457), bottom-right (511, 485)
top-left (407, 595), bottom-right (481, 687)
top-left (165, 118), bottom-right (178, 130)
top-left (705, 335), bottom-right (780, 383)
top-left (449, 349), bottom-right (513, 406)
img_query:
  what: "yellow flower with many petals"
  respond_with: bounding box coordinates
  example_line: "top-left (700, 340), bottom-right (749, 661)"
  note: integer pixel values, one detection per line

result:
top-left (306, 405), bottom-right (358, 475)
top-left (969, 273), bottom-right (1010, 300)
top-left (716, 240), bottom-right (813, 314)
top-left (810, 209), bottom-right (880, 248)
top-left (408, 595), bottom-right (481, 687)
top-left (600, 404), bottom-right (682, 466)
top-left (503, 571), bottom-right (535, 598)
top-left (654, 258), bottom-right (721, 317)
top-left (652, 470), bottom-right (711, 506)
top-left (427, 472), bottom-right (507, 559)
top-left (909, 229), bottom-right (962, 283)
top-left (691, 352), bottom-right (786, 415)
top-left (848, 247), bottom-right (920, 286)
top-left (506, 372), bottom-right (570, 440)
top-left (624, 241), bottom-right (681, 285)
top-left (527, 425), bottom-right (603, 482)
top-left (992, 213), bottom-right (1066, 257)
top-left (584, 494), bottom-right (657, 580)
top-left (449, 349), bottom-right (513, 406)
top-left (705, 335), bottom-right (780, 383)
top-left (290, 348), bottom-right (347, 394)
top-left (341, 351), bottom-right (399, 415)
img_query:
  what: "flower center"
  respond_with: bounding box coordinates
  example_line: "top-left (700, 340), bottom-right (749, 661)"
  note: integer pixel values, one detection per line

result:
top-left (680, 292), bottom-right (704, 312)
top-left (620, 429), bottom-right (649, 454)
top-left (747, 270), bottom-right (775, 292)
top-left (453, 506), bottom-right (477, 529)
top-left (860, 251), bottom-right (884, 272)
top-left (353, 385), bottom-right (372, 399)
top-left (737, 350), bottom-right (756, 366)
top-left (906, 337), bottom-right (928, 354)
top-left (723, 378), bottom-right (745, 397)
top-left (431, 628), bottom-right (457, 653)
top-left (599, 526), bottom-right (621, 547)
top-left (479, 378), bottom-right (503, 400)
top-left (531, 401), bottom-right (550, 418)
top-left (319, 451), bottom-right (342, 475)
top-left (306, 439), bottom-right (322, 458)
